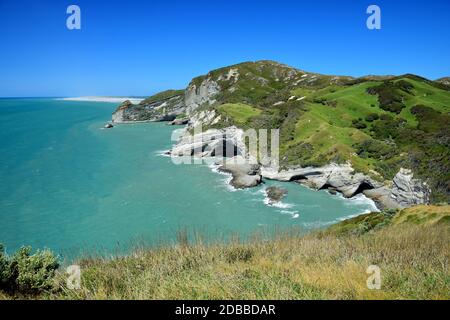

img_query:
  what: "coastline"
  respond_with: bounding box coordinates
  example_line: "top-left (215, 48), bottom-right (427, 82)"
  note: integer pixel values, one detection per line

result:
top-left (58, 96), bottom-right (144, 104)
top-left (125, 121), bottom-right (381, 214)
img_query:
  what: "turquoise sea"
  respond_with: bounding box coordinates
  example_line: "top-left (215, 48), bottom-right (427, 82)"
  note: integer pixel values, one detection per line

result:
top-left (0, 99), bottom-right (377, 258)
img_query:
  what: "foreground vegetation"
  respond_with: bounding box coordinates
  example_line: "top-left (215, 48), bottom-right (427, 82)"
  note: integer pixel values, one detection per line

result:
top-left (1, 205), bottom-right (449, 300)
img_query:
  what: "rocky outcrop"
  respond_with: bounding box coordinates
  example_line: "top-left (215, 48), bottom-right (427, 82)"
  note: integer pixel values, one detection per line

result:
top-left (261, 165), bottom-right (429, 209)
top-left (189, 110), bottom-right (222, 128)
top-left (436, 77), bottom-right (450, 87)
top-left (170, 126), bottom-right (246, 159)
top-left (219, 157), bottom-right (262, 189)
top-left (112, 100), bottom-right (134, 123)
top-left (261, 163), bottom-right (381, 196)
top-left (361, 169), bottom-right (430, 209)
top-left (390, 168), bottom-right (430, 207)
top-left (265, 186), bottom-right (288, 204)
top-left (169, 125), bottom-right (261, 189)
top-left (184, 78), bottom-right (220, 114)
top-left (112, 94), bottom-right (185, 123)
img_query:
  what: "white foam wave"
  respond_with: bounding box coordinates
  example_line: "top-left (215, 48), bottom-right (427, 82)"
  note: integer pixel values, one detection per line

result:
top-left (279, 210), bottom-right (300, 219)
top-left (334, 192), bottom-right (379, 212)
top-left (208, 163), bottom-right (236, 192)
top-left (155, 150), bottom-right (171, 158)
top-left (261, 188), bottom-right (295, 209)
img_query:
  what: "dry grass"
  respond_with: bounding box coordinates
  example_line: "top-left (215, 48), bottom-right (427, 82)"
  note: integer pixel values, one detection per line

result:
top-left (2, 206), bottom-right (449, 300)
top-left (46, 222), bottom-right (449, 300)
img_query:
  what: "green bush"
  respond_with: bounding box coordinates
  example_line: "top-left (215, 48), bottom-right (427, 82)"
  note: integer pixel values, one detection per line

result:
top-left (395, 80), bottom-right (415, 93)
top-left (352, 118), bottom-right (367, 129)
top-left (365, 113), bottom-right (379, 122)
top-left (0, 244), bottom-right (12, 289)
top-left (0, 244), bottom-right (59, 294)
top-left (367, 81), bottom-right (405, 114)
top-left (355, 139), bottom-right (396, 160)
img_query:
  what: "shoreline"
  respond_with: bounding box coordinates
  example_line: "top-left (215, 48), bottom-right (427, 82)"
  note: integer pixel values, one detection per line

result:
top-left (58, 96), bottom-right (144, 104)
top-left (149, 125), bottom-right (383, 215)
top-left (132, 121), bottom-right (382, 214)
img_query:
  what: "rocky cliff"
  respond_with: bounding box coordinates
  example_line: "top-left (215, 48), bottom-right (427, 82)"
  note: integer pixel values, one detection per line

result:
top-left (112, 90), bottom-right (185, 123)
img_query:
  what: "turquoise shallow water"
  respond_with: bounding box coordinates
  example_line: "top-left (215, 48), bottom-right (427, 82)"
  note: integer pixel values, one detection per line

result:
top-left (0, 99), bottom-right (377, 258)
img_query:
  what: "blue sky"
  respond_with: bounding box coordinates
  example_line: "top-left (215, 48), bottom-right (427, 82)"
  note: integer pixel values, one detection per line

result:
top-left (0, 0), bottom-right (449, 97)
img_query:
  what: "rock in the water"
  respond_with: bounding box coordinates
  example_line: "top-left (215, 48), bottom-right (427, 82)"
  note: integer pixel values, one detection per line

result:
top-left (265, 186), bottom-right (288, 204)
top-left (104, 123), bottom-right (114, 129)
top-left (219, 158), bottom-right (262, 189)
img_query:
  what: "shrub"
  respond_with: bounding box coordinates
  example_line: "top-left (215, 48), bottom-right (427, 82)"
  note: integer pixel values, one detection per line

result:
top-left (0, 245), bottom-right (59, 294)
top-left (367, 81), bottom-right (405, 114)
top-left (395, 80), bottom-right (415, 93)
top-left (313, 97), bottom-right (327, 105)
top-left (365, 113), bottom-right (379, 122)
top-left (355, 139), bottom-right (396, 160)
top-left (371, 115), bottom-right (405, 140)
top-left (0, 244), bottom-right (12, 290)
top-left (411, 104), bottom-right (450, 133)
top-left (352, 118), bottom-right (367, 129)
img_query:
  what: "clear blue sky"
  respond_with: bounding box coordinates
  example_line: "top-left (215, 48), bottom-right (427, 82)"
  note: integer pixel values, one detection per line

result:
top-left (1, 0), bottom-right (449, 97)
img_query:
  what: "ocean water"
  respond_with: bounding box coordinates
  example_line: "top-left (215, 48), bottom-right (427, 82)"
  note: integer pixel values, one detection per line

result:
top-left (0, 98), bottom-right (377, 258)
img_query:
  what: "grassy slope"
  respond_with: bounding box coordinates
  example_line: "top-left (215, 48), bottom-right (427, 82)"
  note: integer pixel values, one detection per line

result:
top-left (139, 89), bottom-right (184, 105)
top-left (3, 206), bottom-right (443, 300)
top-left (276, 77), bottom-right (449, 197)
top-left (217, 103), bottom-right (261, 126)
top-left (286, 81), bottom-right (392, 174)
top-left (198, 65), bottom-right (449, 200)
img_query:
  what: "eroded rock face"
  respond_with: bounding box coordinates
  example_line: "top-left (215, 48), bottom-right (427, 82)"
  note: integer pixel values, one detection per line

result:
top-left (261, 164), bottom-right (381, 197)
top-left (184, 78), bottom-right (220, 114)
top-left (169, 125), bottom-right (261, 189)
top-left (189, 110), bottom-right (221, 128)
top-left (112, 100), bottom-right (134, 123)
top-left (112, 95), bottom-right (185, 123)
top-left (390, 168), bottom-right (430, 207)
top-left (261, 165), bottom-right (430, 209)
top-left (170, 126), bottom-right (247, 159)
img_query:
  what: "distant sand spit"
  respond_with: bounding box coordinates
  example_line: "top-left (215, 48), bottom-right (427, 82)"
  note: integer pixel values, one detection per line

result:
top-left (59, 96), bottom-right (144, 104)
